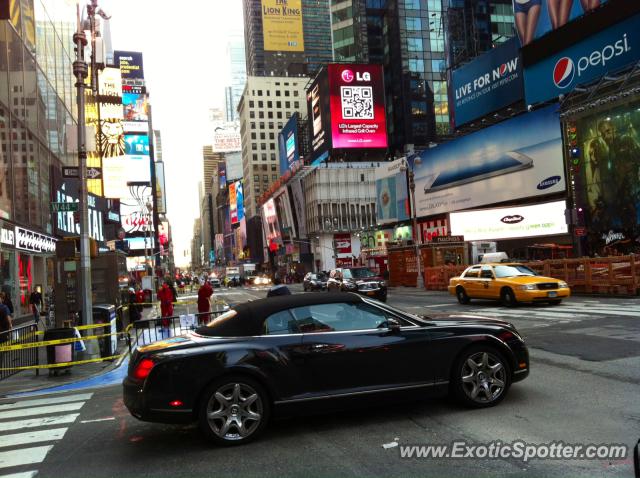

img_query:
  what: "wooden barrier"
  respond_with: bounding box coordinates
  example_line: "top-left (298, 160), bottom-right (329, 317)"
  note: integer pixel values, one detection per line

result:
top-left (389, 248), bottom-right (640, 296)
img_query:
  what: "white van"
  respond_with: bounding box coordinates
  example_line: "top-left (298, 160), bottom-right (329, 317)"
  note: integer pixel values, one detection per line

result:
top-left (479, 252), bottom-right (509, 263)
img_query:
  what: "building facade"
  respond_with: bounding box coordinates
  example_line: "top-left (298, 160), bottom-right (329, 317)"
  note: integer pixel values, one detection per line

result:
top-left (238, 76), bottom-right (308, 218)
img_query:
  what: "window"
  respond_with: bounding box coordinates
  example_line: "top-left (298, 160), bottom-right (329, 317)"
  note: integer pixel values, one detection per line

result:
top-left (258, 101), bottom-right (264, 108)
top-left (261, 153), bottom-right (267, 161)
top-left (289, 303), bottom-right (394, 333)
top-left (270, 153), bottom-right (276, 161)
top-left (259, 111), bottom-right (264, 118)
top-left (250, 111), bottom-right (255, 119)
top-left (409, 59), bottom-right (424, 73)
top-left (463, 267), bottom-right (481, 278)
top-left (267, 101), bottom-right (272, 108)
top-left (249, 101), bottom-right (254, 108)
top-left (257, 90), bottom-right (263, 96)
top-left (254, 175), bottom-right (259, 181)
top-left (263, 175), bottom-right (269, 182)
top-left (285, 101), bottom-right (291, 108)
top-left (272, 174), bottom-right (278, 181)
top-left (294, 101), bottom-right (300, 108)
top-left (480, 266), bottom-right (494, 279)
top-left (406, 17), bottom-right (422, 31)
top-left (271, 164), bottom-right (276, 171)
top-left (294, 91), bottom-right (299, 97)
top-left (405, 0), bottom-right (420, 8)
top-left (260, 132), bottom-right (266, 140)
top-left (285, 91), bottom-right (290, 97)
top-left (407, 38), bottom-right (423, 52)
top-left (276, 101), bottom-right (282, 108)
top-left (264, 310), bottom-right (298, 335)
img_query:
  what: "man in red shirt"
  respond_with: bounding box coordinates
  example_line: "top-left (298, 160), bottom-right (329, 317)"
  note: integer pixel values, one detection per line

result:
top-left (157, 281), bottom-right (174, 322)
top-left (197, 281), bottom-right (214, 324)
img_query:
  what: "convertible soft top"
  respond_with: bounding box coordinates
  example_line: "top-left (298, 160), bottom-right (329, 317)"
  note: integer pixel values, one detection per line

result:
top-left (195, 292), bottom-right (363, 337)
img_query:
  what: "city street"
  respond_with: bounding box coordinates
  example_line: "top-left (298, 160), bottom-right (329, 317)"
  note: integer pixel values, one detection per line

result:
top-left (1, 288), bottom-right (638, 478)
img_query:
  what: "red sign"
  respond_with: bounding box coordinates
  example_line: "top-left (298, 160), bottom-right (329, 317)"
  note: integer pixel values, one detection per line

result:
top-left (333, 233), bottom-right (352, 255)
top-left (574, 227), bottom-right (587, 237)
top-left (336, 257), bottom-right (354, 267)
top-left (328, 64), bottom-right (387, 149)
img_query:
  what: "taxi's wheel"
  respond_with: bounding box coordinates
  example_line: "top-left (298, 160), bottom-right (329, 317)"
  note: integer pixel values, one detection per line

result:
top-left (548, 299), bottom-right (562, 305)
top-left (456, 287), bottom-right (470, 305)
top-left (500, 288), bottom-right (517, 307)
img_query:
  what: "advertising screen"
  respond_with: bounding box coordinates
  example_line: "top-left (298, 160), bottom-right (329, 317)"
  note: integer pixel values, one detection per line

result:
top-left (225, 152), bottom-right (243, 182)
top-left (307, 69), bottom-right (331, 162)
top-left (123, 93), bottom-right (149, 122)
top-left (218, 162), bottom-right (227, 189)
top-left (412, 104), bottom-right (565, 217)
top-left (328, 64), bottom-right (387, 149)
top-left (375, 158), bottom-right (410, 225)
top-left (515, 0), bottom-right (608, 47)
top-left (213, 126), bottom-right (241, 152)
top-left (289, 178), bottom-right (307, 238)
top-left (102, 156), bottom-right (129, 199)
top-left (229, 182), bottom-right (238, 225)
top-left (450, 200), bottom-right (568, 241)
top-left (574, 103), bottom-right (640, 254)
top-left (236, 181), bottom-right (245, 223)
top-left (261, 0), bottom-right (304, 52)
top-left (120, 184), bottom-right (154, 235)
top-left (263, 198), bottom-right (282, 246)
top-left (524, 14), bottom-right (640, 105)
top-left (278, 115), bottom-right (299, 175)
top-left (124, 134), bottom-right (151, 183)
top-left (98, 68), bottom-right (123, 119)
top-left (114, 51), bottom-right (145, 80)
top-left (451, 38), bottom-right (523, 127)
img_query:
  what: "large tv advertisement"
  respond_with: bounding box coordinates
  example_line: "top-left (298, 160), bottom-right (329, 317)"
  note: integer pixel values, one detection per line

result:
top-left (451, 38), bottom-right (523, 127)
top-left (124, 134), bottom-right (151, 183)
top-left (574, 103), bottom-right (640, 254)
top-left (263, 198), bottom-right (282, 247)
top-left (412, 104), bottom-right (565, 217)
top-left (123, 93), bottom-right (149, 122)
top-left (514, 0), bottom-right (607, 46)
top-left (229, 182), bottom-right (238, 225)
top-left (114, 51), bottom-right (145, 80)
top-left (524, 14), bottom-right (640, 105)
top-left (375, 158), bottom-right (410, 225)
top-left (236, 180), bottom-right (245, 223)
top-left (328, 64), bottom-right (388, 149)
top-left (307, 69), bottom-right (331, 162)
top-left (278, 115), bottom-right (300, 175)
top-left (261, 0), bottom-right (304, 52)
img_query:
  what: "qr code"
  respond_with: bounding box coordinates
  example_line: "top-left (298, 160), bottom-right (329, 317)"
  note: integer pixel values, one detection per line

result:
top-left (341, 86), bottom-right (374, 119)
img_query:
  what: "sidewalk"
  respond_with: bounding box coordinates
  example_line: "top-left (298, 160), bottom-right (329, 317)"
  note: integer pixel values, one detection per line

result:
top-left (0, 306), bottom-right (157, 398)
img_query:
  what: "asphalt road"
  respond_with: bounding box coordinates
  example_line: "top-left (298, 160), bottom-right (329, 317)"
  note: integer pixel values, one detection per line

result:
top-left (1, 287), bottom-right (639, 478)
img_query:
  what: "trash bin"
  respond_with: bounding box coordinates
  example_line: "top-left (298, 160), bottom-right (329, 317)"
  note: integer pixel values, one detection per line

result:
top-left (43, 327), bottom-right (76, 375)
top-left (93, 304), bottom-right (117, 358)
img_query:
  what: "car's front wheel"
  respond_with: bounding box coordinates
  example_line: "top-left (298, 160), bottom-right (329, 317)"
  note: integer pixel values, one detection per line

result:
top-left (451, 345), bottom-right (511, 408)
top-left (456, 286), bottom-right (470, 305)
top-left (500, 288), bottom-right (517, 307)
top-left (198, 376), bottom-right (270, 446)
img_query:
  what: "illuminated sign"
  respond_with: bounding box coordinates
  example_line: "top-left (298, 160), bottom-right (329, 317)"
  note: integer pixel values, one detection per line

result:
top-left (261, 0), bottom-right (304, 52)
top-left (122, 93), bottom-right (149, 122)
top-left (114, 50), bottom-right (145, 80)
top-left (15, 227), bottom-right (56, 253)
top-left (236, 181), bottom-right (245, 223)
top-left (450, 200), bottom-right (568, 241)
top-left (229, 182), bottom-right (238, 224)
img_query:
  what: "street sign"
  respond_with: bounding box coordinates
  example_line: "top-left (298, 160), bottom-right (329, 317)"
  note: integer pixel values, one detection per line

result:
top-left (50, 202), bottom-right (79, 213)
top-left (62, 167), bottom-right (79, 178)
top-left (87, 167), bottom-right (102, 179)
top-left (575, 227), bottom-right (587, 237)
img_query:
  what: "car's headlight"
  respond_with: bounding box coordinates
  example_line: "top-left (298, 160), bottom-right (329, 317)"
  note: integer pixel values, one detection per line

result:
top-left (344, 281), bottom-right (357, 289)
top-left (558, 281), bottom-right (568, 288)
top-left (518, 284), bottom-right (537, 291)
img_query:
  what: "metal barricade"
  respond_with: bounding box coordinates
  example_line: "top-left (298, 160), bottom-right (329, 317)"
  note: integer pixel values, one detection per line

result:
top-left (0, 323), bottom-right (39, 381)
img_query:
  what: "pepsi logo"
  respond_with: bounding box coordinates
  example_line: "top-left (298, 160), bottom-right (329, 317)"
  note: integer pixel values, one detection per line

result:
top-left (553, 57), bottom-right (575, 89)
top-left (500, 215), bottom-right (524, 224)
top-left (341, 69), bottom-right (354, 83)
top-left (499, 63), bottom-right (507, 76)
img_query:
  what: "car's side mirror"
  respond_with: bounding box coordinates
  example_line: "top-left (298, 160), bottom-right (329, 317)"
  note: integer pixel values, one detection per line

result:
top-left (387, 318), bottom-right (401, 333)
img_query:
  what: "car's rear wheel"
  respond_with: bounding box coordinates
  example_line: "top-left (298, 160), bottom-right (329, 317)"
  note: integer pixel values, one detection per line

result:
top-left (198, 376), bottom-right (270, 446)
top-left (548, 299), bottom-right (562, 305)
top-left (500, 288), bottom-right (517, 307)
top-left (451, 345), bottom-right (511, 408)
top-left (456, 286), bottom-right (470, 304)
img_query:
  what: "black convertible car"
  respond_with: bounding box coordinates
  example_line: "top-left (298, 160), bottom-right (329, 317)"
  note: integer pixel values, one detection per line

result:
top-left (123, 293), bottom-right (529, 445)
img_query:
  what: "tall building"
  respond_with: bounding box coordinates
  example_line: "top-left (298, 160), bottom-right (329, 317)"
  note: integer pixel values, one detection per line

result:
top-left (242, 0), bottom-right (333, 77)
top-left (225, 33), bottom-right (247, 122)
top-left (331, 0), bottom-right (369, 63)
top-left (237, 76), bottom-right (308, 217)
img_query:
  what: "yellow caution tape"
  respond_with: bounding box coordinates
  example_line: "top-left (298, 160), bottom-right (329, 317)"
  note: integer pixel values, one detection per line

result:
top-left (0, 331), bottom-right (128, 352)
top-left (0, 353), bottom-right (126, 371)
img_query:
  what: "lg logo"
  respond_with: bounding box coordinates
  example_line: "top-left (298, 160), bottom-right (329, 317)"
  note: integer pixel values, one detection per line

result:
top-left (341, 69), bottom-right (371, 83)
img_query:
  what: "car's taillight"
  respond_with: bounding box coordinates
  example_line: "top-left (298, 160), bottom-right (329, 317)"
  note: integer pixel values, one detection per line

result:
top-left (133, 357), bottom-right (156, 380)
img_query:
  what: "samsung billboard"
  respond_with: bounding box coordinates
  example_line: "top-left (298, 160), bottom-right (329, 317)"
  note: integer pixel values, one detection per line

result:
top-left (278, 115), bottom-right (300, 175)
top-left (451, 38), bottom-right (523, 127)
top-left (411, 105), bottom-right (565, 217)
top-left (524, 14), bottom-right (640, 105)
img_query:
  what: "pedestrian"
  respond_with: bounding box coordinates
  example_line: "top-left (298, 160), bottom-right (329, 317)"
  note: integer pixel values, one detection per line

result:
top-left (267, 278), bottom-right (291, 297)
top-left (197, 280), bottom-right (214, 324)
top-left (157, 281), bottom-right (174, 338)
top-left (0, 299), bottom-right (12, 370)
top-left (1, 288), bottom-right (13, 315)
top-left (29, 288), bottom-right (43, 324)
top-left (0, 293), bottom-right (12, 326)
top-left (128, 288), bottom-right (141, 323)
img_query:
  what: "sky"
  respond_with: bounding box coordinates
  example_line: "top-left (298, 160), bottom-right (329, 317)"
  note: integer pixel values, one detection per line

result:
top-left (105, 0), bottom-right (244, 267)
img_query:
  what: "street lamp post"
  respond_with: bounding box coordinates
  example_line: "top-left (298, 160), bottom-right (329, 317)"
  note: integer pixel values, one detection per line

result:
top-left (401, 158), bottom-right (424, 289)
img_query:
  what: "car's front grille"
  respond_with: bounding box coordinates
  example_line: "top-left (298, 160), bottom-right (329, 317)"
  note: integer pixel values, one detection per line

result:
top-left (537, 283), bottom-right (558, 290)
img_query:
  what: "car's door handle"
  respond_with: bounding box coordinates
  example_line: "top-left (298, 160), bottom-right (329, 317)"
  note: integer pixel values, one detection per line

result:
top-left (309, 343), bottom-right (345, 352)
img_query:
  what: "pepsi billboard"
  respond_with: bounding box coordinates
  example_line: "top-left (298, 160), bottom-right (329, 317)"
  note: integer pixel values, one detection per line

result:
top-left (451, 38), bottom-right (523, 127)
top-left (278, 115), bottom-right (300, 175)
top-left (524, 14), bottom-right (640, 105)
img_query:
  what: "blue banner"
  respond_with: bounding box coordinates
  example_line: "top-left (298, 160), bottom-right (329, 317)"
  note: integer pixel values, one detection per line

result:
top-left (524, 14), bottom-right (640, 105)
top-left (452, 38), bottom-right (523, 127)
top-left (278, 115), bottom-right (299, 175)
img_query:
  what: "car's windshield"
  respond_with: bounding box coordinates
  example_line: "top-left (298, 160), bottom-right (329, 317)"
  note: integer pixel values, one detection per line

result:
top-left (344, 268), bottom-right (377, 279)
top-left (494, 265), bottom-right (537, 278)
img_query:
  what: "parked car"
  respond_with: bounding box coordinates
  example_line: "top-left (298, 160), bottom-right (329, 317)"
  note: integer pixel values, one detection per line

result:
top-left (448, 263), bottom-right (571, 306)
top-left (209, 278), bottom-right (221, 288)
top-left (327, 267), bottom-right (387, 302)
top-left (123, 293), bottom-right (529, 445)
top-left (303, 272), bottom-right (328, 291)
top-left (253, 275), bottom-right (272, 286)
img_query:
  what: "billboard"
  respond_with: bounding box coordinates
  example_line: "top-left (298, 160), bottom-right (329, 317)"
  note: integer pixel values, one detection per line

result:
top-left (307, 69), bottom-right (331, 161)
top-left (114, 51), bottom-right (145, 80)
top-left (120, 184), bottom-right (154, 235)
top-left (225, 152), bottom-right (243, 182)
top-left (515, 0), bottom-right (608, 47)
top-left (524, 14), bottom-right (640, 105)
top-left (375, 158), bottom-right (410, 225)
top-left (218, 162), bottom-right (227, 189)
top-left (278, 115), bottom-right (300, 175)
top-left (412, 105), bottom-right (565, 217)
top-left (263, 198), bottom-right (282, 246)
top-left (289, 178), bottom-right (307, 238)
top-left (261, 0), bottom-right (304, 52)
top-left (155, 161), bottom-right (167, 214)
top-left (451, 38), bottom-right (523, 127)
top-left (450, 200), bottom-right (568, 241)
top-left (236, 181), bottom-right (245, 223)
top-left (229, 182), bottom-right (238, 225)
top-left (328, 64), bottom-right (387, 149)
top-left (213, 125), bottom-right (241, 152)
top-left (98, 68), bottom-right (124, 119)
top-left (124, 134), bottom-right (151, 183)
top-left (123, 93), bottom-right (149, 122)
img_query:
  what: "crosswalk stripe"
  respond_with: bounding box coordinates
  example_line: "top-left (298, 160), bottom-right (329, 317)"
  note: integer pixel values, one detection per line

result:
top-left (0, 471), bottom-right (38, 478)
top-left (0, 393), bottom-right (93, 411)
top-left (0, 402), bottom-right (84, 421)
top-left (0, 414), bottom-right (79, 432)
top-left (0, 445), bottom-right (53, 468)
top-left (0, 428), bottom-right (67, 448)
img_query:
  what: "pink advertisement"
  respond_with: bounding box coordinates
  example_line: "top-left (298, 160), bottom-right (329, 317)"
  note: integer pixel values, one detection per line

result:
top-left (328, 64), bottom-right (387, 149)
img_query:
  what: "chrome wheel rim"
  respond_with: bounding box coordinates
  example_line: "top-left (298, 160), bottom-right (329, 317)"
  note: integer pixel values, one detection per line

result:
top-left (461, 352), bottom-right (506, 403)
top-left (206, 382), bottom-right (263, 441)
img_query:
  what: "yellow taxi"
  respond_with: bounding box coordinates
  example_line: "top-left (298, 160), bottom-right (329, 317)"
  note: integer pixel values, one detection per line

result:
top-left (448, 263), bottom-right (571, 307)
